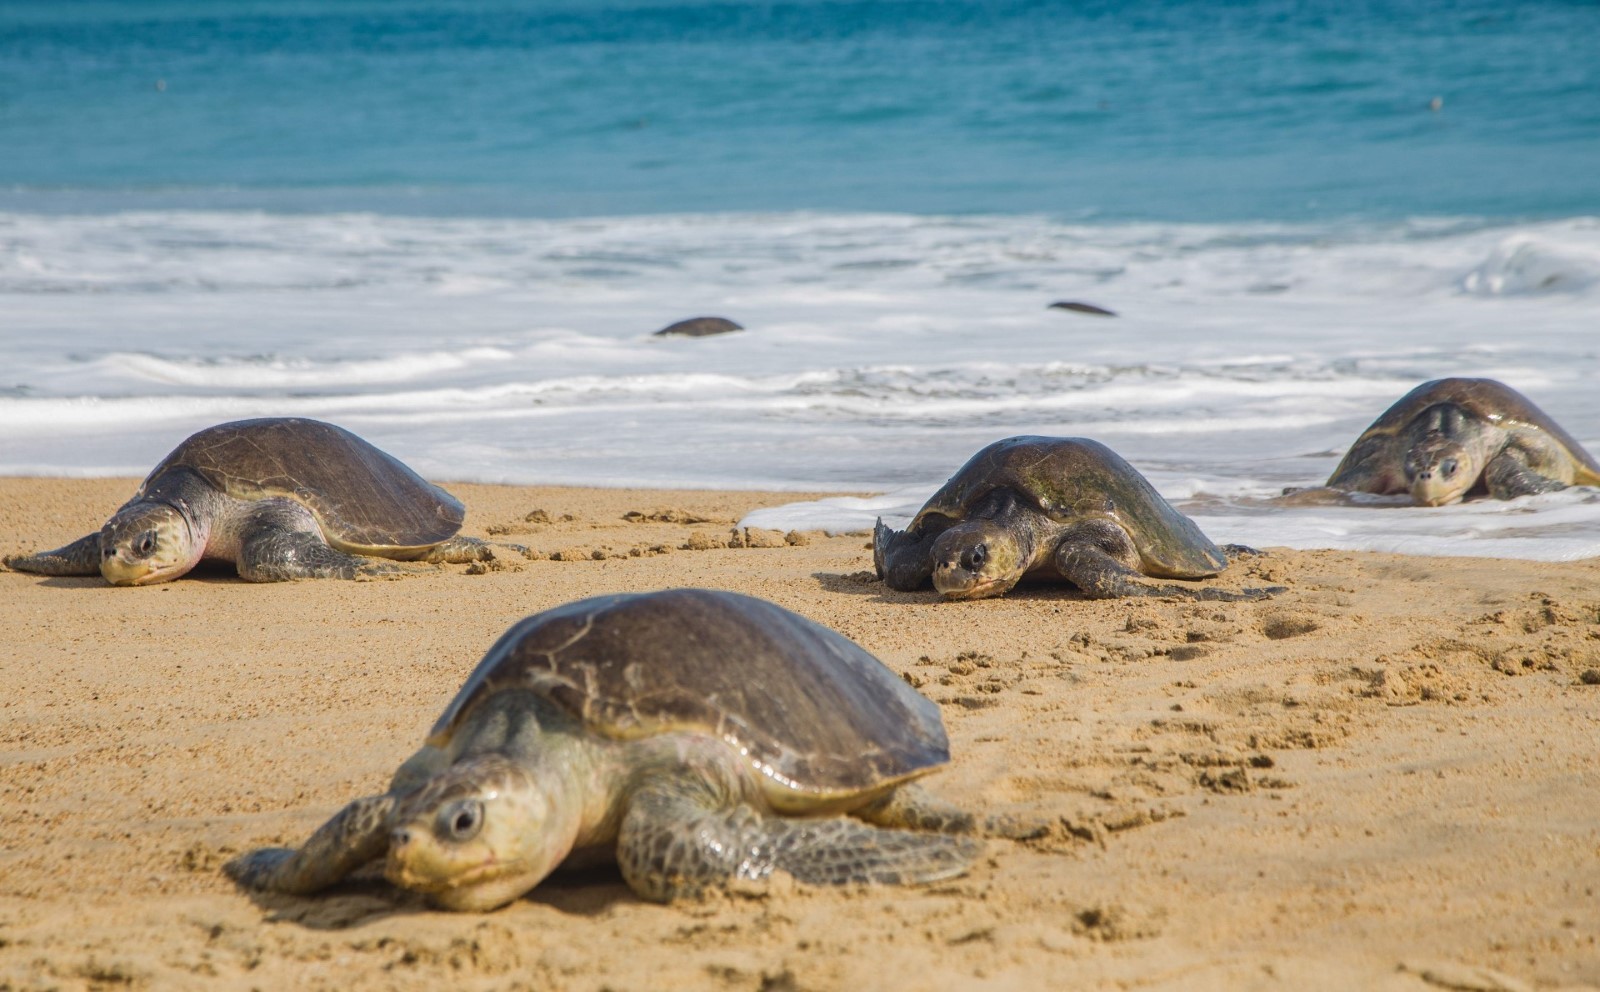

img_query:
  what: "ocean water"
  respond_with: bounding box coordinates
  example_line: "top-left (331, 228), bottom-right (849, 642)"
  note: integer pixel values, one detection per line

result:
top-left (5, 0), bottom-right (1600, 219)
top-left (2, 1), bottom-right (1599, 560)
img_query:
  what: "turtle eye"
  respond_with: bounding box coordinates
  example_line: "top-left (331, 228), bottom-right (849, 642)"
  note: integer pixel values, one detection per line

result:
top-left (134, 531), bottom-right (158, 558)
top-left (1440, 458), bottom-right (1459, 477)
top-left (961, 543), bottom-right (989, 573)
top-left (437, 799), bottom-right (484, 843)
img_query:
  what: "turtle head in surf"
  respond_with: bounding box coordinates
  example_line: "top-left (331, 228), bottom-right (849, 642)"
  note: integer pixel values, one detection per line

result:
top-left (1403, 434), bottom-right (1474, 507)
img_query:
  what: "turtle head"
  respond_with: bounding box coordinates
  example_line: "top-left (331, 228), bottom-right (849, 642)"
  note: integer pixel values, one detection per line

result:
top-left (930, 520), bottom-right (1027, 600)
top-left (99, 501), bottom-right (204, 585)
top-left (386, 754), bottom-right (579, 911)
top-left (1404, 437), bottom-right (1475, 506)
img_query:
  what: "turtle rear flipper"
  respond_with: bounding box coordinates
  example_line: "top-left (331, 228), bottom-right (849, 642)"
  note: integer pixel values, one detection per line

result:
top-left (420, 535), bottom-right (496, 564)
top-left (617, 777), bottom-right (977, 903)
top-left (857, 781), bottom-right (1049, 840)
top-left (226, 794), bottom-right (397, 895)
top-left (856, 781), bottom-right (978, 833)
top-left (4, 533), bottom-right (102, 576)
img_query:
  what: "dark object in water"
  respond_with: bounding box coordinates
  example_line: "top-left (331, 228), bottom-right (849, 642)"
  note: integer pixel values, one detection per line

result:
top-left (653, 316), bottom-right (744, 337)
top-left (1048, 301), bottom-right (1117, 317)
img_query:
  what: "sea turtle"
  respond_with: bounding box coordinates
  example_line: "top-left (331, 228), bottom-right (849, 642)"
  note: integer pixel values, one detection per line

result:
top-left (874, 436), bottom-right (1274, 601)
top-left (226, 589), bottom-right (991, 909)
top-left (4, 417), bottom-right (491, 585)
top-left (1326, 378), bottom-right (1600, 506)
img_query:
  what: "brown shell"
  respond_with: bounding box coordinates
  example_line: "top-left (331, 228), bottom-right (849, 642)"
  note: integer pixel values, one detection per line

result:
top-left (912, 436), bottom-right (1226, 577)
top-left (428, 589), bottom-right (950, 801)
top-left (1327, 378), bottom-right (1600, 489)
top-left (139, 418), bottom-right (464, 553)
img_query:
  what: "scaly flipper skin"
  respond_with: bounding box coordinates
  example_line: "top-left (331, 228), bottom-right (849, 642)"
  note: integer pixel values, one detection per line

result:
top-left (238, 529), bottom-right (404, 582)
top-left (4, 533), bottom-right (102, 576)
top-left (874, 518), bottom-right (940, 592)
top-left (234, 499), bottom-right (411, 582)
top-left (1484, 450), bottom-right (1569, 499)
top-left (1055, 542), bottom-right (1281, 602)
top-left (616, 776), bottom-right (978, 903)
top-left (1054, 521), bottom-right (1281, 602)
top-left (225, 794), bottom-right (397, 895)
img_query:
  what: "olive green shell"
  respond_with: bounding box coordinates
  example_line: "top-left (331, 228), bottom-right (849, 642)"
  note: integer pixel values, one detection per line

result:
top-left (912, 436), bottom-right (1226, 577)
top-left (427, 589), bottom-right (949, 803)
top-left (137, 418), bottom-right (465, 554)
top-left (1326, 378), bottom-right (1600, 490)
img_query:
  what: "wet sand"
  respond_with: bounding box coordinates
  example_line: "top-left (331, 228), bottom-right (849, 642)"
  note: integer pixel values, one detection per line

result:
top-left (1, 477), bottom-right (1597, 992)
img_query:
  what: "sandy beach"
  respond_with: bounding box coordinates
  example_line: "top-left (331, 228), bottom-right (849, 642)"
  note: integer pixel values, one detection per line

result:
top-left (1, 476), bottom-right (1597, 992)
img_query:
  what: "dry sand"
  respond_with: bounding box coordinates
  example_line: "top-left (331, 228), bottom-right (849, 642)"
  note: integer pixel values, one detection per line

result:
top-left (1, 477), bottom-right (1597, 992)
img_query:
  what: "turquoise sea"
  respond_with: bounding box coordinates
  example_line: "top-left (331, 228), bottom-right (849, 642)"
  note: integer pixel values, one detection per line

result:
top-left (3, 0), bottom-right (1598, 218)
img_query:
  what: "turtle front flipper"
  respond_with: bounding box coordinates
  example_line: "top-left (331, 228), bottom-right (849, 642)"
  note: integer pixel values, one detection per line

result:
top-left (235, 497), bottom-right (423, 581)
top-left (1054, 521), bottom-right (1281, 602)
top-left (4, 533), bottom-right (103, 576)
top-left (226, 794), bottom-right (397, 895)
top-left (617, 777), bottom-right (978, 903)
top-left (874, 518), bottom-right (939, 592)
top-left (1326, 433), bottom-right (1404, 493)
top-left (1483, 449), bottom-right (1568, 499)
top-left (238, 529), bottom-right (400, 581)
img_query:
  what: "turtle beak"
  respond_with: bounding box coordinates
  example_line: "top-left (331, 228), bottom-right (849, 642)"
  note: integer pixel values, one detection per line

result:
top-left (937, 572), bottom-right (1010, 600)
top-left (384, 823), bottom-right (441, 892)
top-left (100, 545), bottom-right (160, 586)
top-left (98, 504), bottom-right (200, 585)
top-left (1409, 461), bottom-right (1466, 506)
top-left (932, 560), bottom-right (1003, 600)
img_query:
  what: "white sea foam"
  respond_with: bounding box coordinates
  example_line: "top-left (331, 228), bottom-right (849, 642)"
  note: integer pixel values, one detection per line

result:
top-left (3, 210), bottom-right (1598, 559)
top-left (1460, 234), bottom-right (1600, 296)
top-left (98, 347), bottom-right (518, 388)
top-left (741, 485), bottom-right (1600, 563)
top-left (1193, 490), bottom-right (1600, 563)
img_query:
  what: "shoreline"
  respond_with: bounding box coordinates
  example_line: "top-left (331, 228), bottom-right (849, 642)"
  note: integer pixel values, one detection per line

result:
top-left (2, 477), bottom-right (1597, 991)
